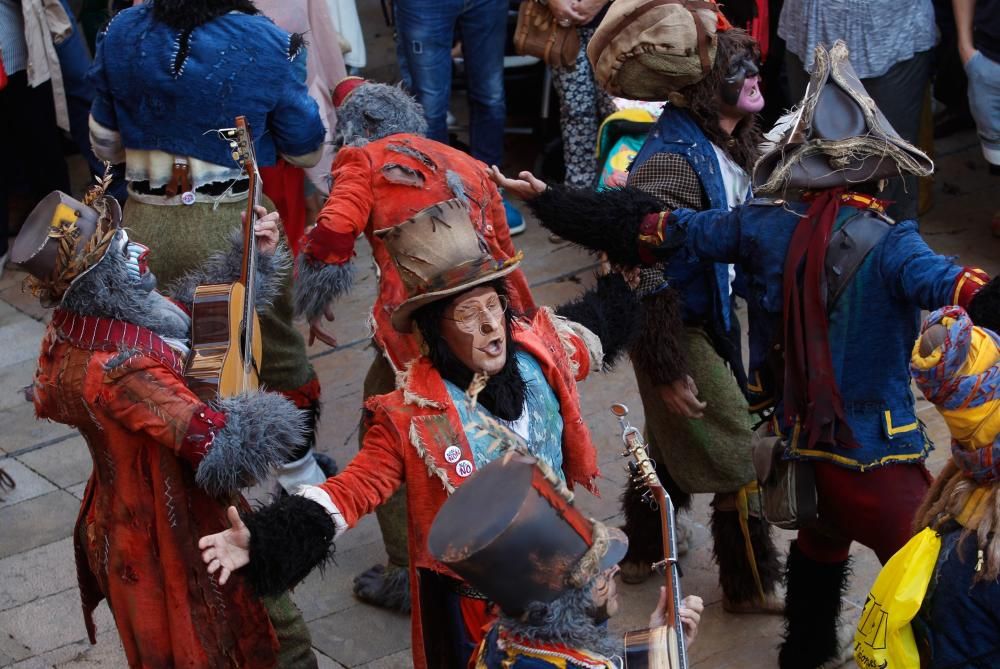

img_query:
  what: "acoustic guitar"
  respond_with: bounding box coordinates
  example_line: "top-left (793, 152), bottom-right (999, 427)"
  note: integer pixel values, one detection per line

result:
top-left (612, 403), bottom-right (688, 669)
top-left (185, 116), bottom-right (263, 400)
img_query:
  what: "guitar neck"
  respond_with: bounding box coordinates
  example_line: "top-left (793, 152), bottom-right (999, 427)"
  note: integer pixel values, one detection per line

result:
top-left (657, 487), bottom-right (688, 668)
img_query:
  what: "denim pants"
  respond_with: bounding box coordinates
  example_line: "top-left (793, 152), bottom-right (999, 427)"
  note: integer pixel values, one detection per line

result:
top-left (965, 50), bottom-right (1000, 166)
top-left (395, 0), bottom-right (507, 166)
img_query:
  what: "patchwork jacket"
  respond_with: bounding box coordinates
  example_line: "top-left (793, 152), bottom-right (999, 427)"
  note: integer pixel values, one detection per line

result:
top-left (308, 308), bottom-right (602, 669)
top-left (301, 134), bottom-right (535, 370)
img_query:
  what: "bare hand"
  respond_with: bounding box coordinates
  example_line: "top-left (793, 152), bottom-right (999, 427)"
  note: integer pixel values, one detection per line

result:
top-left (603, 169), bottom-right (628, 188)
top-left (959, 44), bottom-right (979, 66)
top-left (547, 0), bottom-right (586, 24)
top-left (658, 375), bottom-right (707, 418)
top-left (308, 304), bottom-right (338, 348)
top-left (680, 595), bottom-right (704, 647)
top-left (572, 0), bottom-right (608, 24)
top-left (245, 205), bottom-right (281, 255)
top-left (198, 506), bottom-right (251, 586)
top-left (489, 166), bottom-right (548, 201)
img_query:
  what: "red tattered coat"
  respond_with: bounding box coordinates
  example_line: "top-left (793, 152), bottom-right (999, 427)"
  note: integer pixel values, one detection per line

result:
top-left (314, 309), bottom-right (603, 669)
top-left (32, 310), bottom-right (279, 668)
top-left (303, 133), bottom-right (536, 370)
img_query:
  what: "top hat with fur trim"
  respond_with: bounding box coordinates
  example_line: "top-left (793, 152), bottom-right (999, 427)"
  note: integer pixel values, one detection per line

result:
top-left (753, 41), bottom-right (934, 194)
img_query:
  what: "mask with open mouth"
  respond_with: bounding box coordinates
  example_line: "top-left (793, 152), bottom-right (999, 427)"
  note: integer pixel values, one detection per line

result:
top-left (721, 52), bottom-right (763, 114)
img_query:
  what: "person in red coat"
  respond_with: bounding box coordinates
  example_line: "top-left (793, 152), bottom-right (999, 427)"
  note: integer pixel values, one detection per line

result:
top-left (290, 77), bottom-right (537, 612)
top-left (199, 199), bottom-right (642, 669)
top-left (13, 184), bottom-right (317, 668)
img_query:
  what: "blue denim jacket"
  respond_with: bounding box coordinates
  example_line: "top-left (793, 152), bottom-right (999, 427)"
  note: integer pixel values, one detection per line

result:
top-left (628, 105), bottom-right (738, 334)
top-left (88, 5), bottom-right (325, 168)
top-left (659, 200), bottom-right (963, 469)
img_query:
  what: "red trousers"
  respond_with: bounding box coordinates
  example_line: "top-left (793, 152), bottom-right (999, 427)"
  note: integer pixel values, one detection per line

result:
top-left (797, 461), bottom-right (932, 564)
top-left (260, 159), bottom-right (306, 255)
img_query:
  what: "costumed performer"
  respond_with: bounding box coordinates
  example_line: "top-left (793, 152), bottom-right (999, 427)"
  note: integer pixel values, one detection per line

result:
top-left (430, 452), bottom-right (704, 669)
top-left (498, 18), bottom-right (783, 613)
top-left (294, 77), bottom-right (536, 613)
top-left (501, 41), bottom-right (998, 669)
top-left (87, 0), bottom-right (335, 491)
top-left (11, 182), bottom-right (317, 668)
top-left (198, 197), bottom-right (642, 669)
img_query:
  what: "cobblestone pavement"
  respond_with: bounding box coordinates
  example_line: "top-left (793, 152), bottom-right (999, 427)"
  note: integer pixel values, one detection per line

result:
top-left (1, 127), bottom-right (997, 667)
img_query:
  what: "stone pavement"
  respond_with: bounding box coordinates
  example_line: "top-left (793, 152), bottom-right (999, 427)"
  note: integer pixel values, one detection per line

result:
top-left (1, 130), bottom-right (998, 668)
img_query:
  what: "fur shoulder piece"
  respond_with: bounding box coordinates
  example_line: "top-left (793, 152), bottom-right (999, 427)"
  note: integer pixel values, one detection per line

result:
top-left (195, 390), bottom-right (306, 496)
top-left (540, 307), bottom-right (604, 379)
top-left (168, 228), bottom-right (291, 313)
top-left (241, 494), bottom-right (338, 596)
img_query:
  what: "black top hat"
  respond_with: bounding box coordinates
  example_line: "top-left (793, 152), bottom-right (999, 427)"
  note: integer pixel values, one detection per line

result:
top-left (753, 41), bottom-right (933, 193)
top-left (428, 452), bottom-right (627, 617)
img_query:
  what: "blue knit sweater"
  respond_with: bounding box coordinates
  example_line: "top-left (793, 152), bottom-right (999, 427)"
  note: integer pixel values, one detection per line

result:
top-left (88, 5), bottom-right (325, 169)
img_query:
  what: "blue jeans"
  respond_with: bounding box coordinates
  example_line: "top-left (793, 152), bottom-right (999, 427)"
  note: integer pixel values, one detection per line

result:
top-left (965, 50), bottom-right (1000, 166)
top-left (394, 0), bottom-right (507, 166)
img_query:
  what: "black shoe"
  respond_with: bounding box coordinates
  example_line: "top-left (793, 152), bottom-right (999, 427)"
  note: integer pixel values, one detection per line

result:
top-left (353, 563), bottom-right (411, 614)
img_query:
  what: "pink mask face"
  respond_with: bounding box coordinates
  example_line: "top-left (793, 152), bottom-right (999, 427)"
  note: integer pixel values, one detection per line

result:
top-left (440, 286), bottom-right (508, 376)
top-left (736, 75), bottom-right (765, 114)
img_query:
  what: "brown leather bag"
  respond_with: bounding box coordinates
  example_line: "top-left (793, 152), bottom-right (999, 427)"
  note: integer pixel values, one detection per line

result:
top-left (513, 0), bottom-right (581, 70)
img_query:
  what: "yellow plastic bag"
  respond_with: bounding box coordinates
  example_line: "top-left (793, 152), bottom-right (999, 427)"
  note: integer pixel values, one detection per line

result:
top-left (854, 528), bottom-right (942, 669)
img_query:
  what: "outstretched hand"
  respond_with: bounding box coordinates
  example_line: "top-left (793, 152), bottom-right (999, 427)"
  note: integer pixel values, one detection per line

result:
top-left (199, 506), bottom-right (251, 585)
top-left (489, 166), bottom-right (548, 201)
top-left (308, 303), bottom-right (338, 348)
top-left (658, 375), bottom-right (707, 418)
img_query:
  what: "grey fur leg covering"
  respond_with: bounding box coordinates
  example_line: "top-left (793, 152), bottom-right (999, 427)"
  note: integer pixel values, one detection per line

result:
top-left (242, 494), bottom-right (338, 597)
top-left (195, 391), bottom-right (307, 497)
top-left (779, 541), bottom-right (852, 669)
top-left (353, 563), bottom-right (412, 613)
top-left (711, 507), bottom-right (782, 604)
top-left (526, 185), bottom-right (663, 266)
top-left (293, 255), bottom-right (355, 322)
top-left (169, 228), bottom-right (291, 313)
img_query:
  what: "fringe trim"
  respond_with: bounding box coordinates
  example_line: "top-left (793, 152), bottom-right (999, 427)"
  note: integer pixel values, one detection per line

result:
top-left (543, 307), bottom-right (605, 376)
top-left (398, 360), bottom-right (444, 409)
top-left (409, 420), bottom-right (455, 494)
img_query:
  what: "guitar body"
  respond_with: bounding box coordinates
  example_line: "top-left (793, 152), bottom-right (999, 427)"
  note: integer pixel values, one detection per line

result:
top-left (185, 281), bottom-right (262, 400)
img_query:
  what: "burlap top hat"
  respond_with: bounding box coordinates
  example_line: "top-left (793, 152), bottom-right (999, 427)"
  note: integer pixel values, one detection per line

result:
top-left (587, 0), bottom-right (730, 101)
top-left (11, 183), bottom-right (122, 307)
top-left (375, 199), bottom-right (522, 333)
top-left (429, 452), bottom-right (628, 617)
top-left (753, 40), bottom-right (934, 194)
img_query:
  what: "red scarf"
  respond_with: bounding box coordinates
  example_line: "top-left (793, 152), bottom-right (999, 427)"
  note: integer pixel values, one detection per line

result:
top-left (781, 188), bottom-right (857, 450)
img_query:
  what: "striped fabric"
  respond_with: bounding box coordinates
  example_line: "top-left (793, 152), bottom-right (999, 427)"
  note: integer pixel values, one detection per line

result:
top-left (0, 0), bottom-right (27, 75)
top-left (911, 306), bottom-right (1000, 482)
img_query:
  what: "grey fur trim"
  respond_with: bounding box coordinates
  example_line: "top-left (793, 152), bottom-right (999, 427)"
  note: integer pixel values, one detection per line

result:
top-left (195, 390), bottom-right (307, 496)
top-left (445, 170), bottom-right (467, 205)
top-left (62, 234), bottom-right (190, 341)
top-left (334, 83), bottom-right (428, 147)
top-left (168, 228), bottom-right (291, 313)
top-left (387, 142), bottom-right (437, 170)
top-left (293, 255), bottom-right (355, 321)
top-left (499, 583), bottom-right (621, 658)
